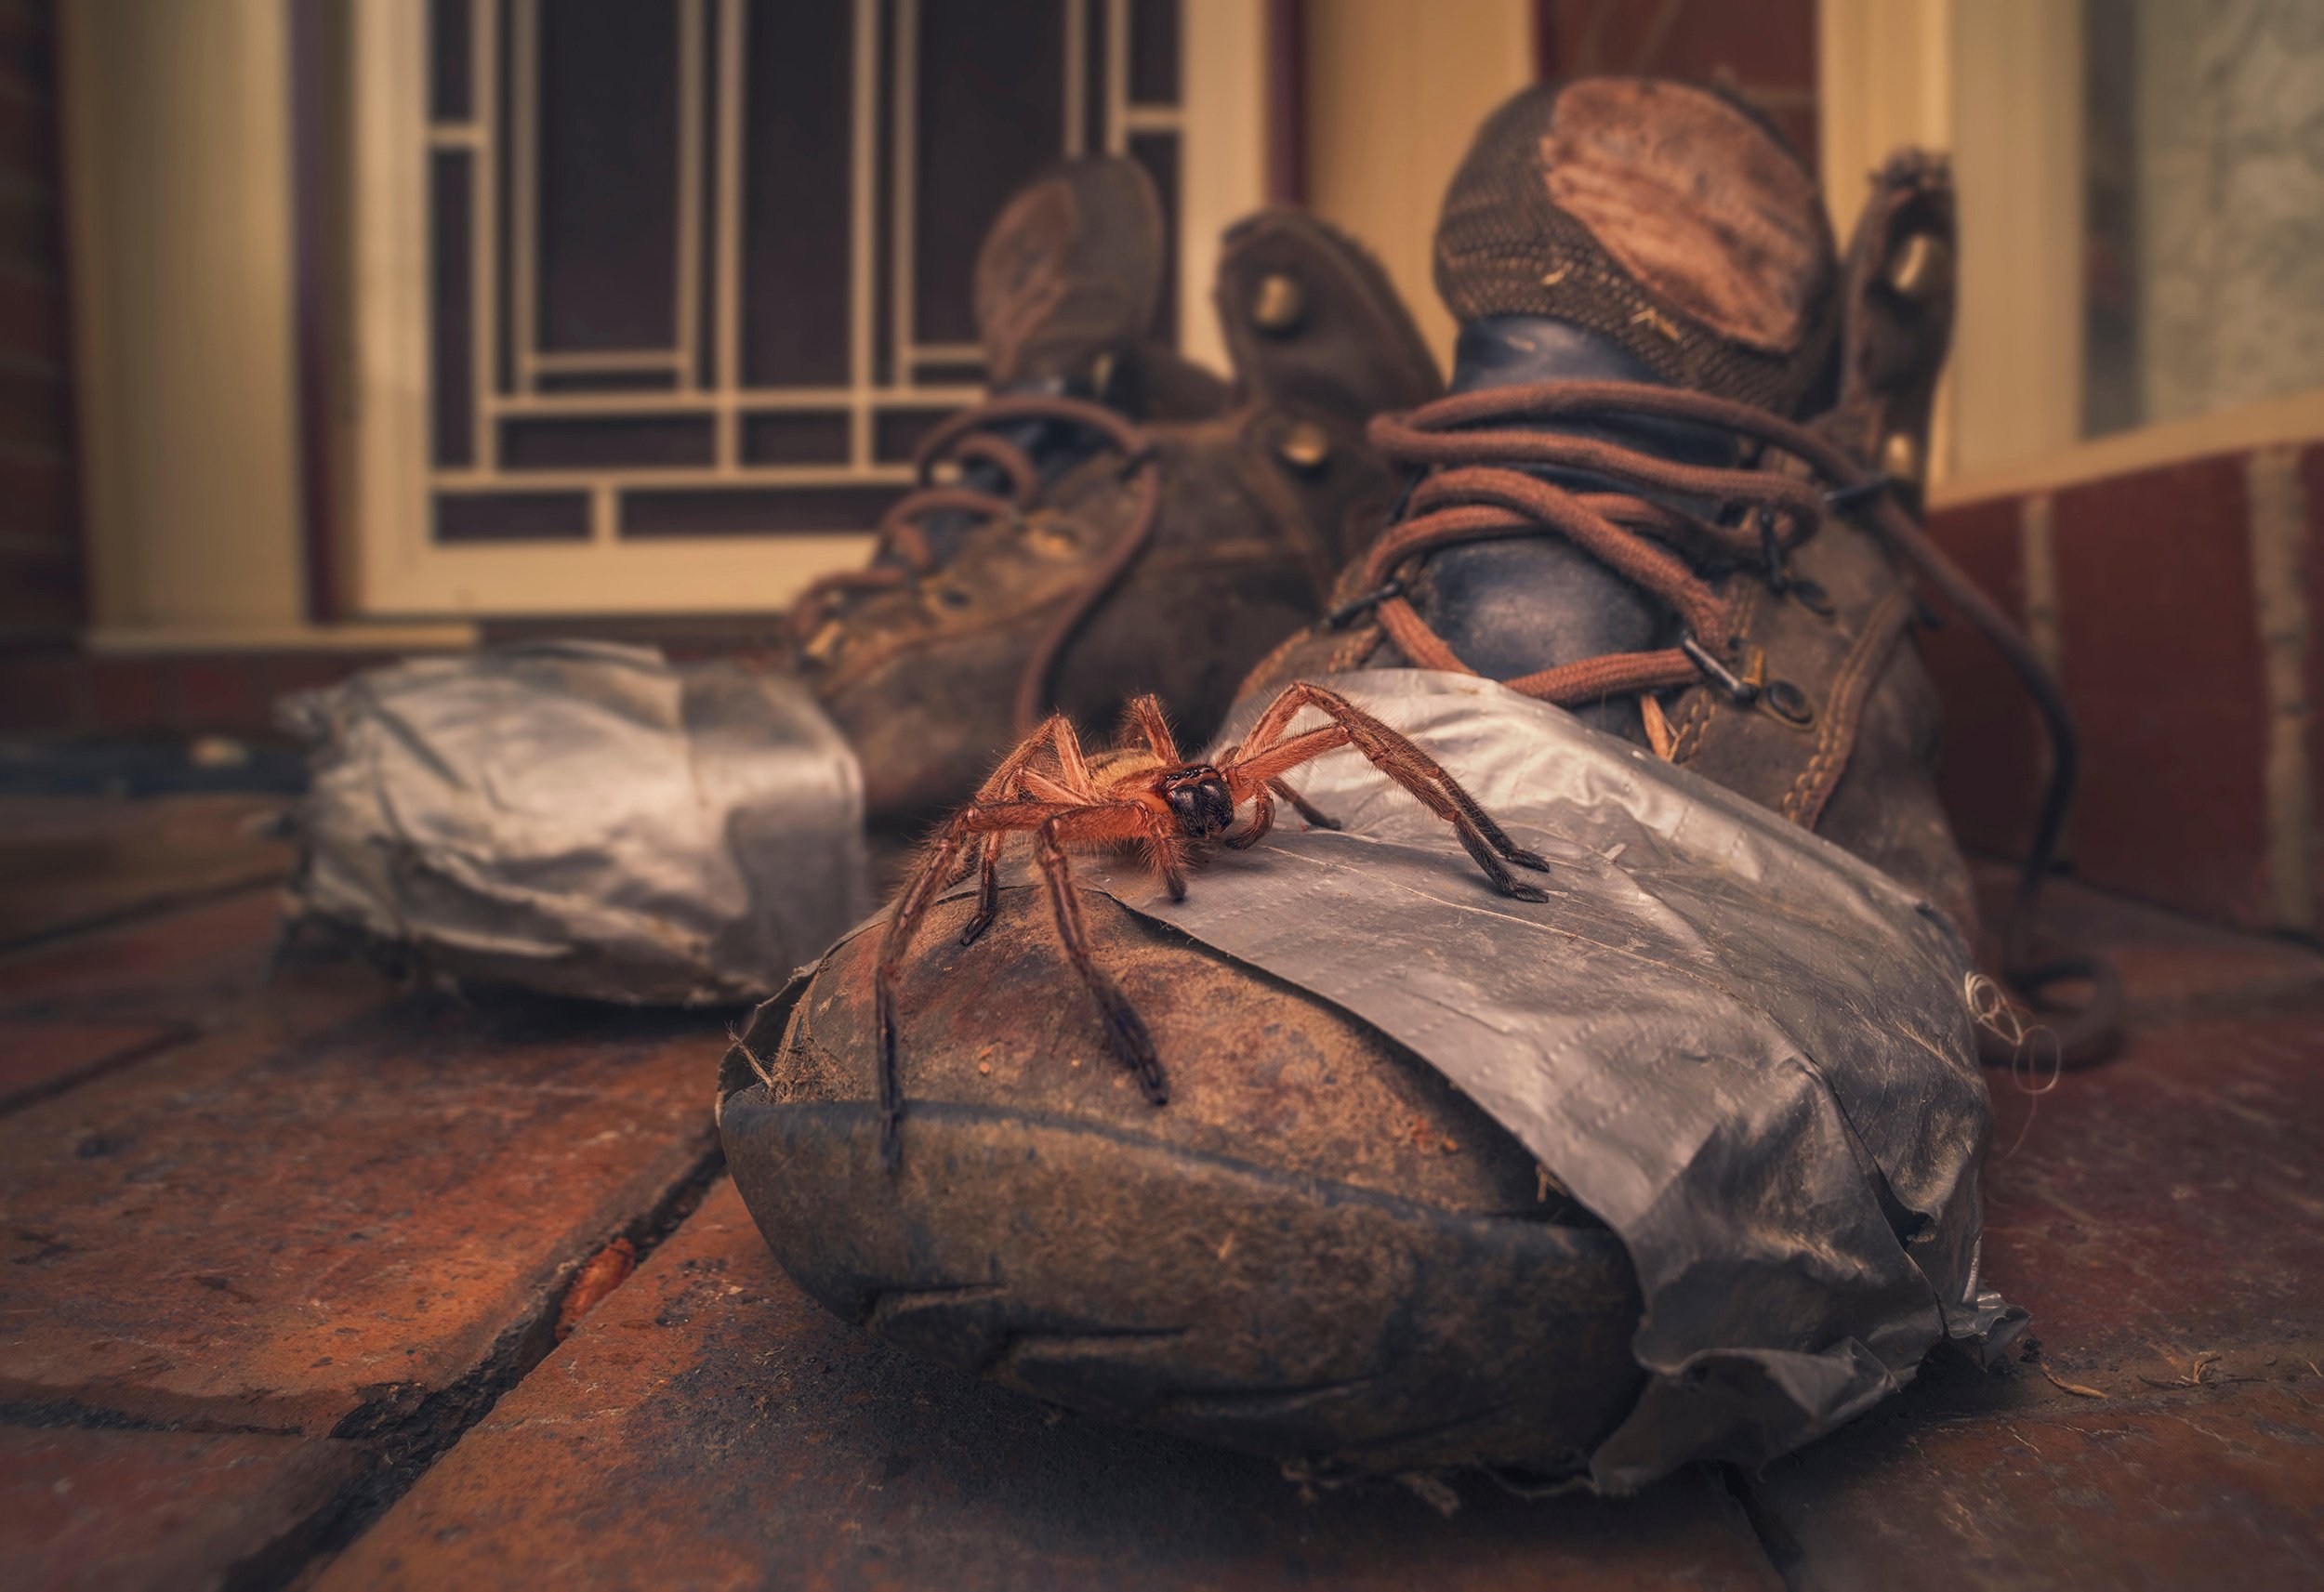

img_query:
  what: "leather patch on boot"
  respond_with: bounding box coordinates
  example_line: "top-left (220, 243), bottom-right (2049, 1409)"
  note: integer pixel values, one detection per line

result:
top-left (1540, 79), bottom-right (1829, 354)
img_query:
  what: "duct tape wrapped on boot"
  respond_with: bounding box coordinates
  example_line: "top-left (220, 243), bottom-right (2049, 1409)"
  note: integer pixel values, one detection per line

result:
top-left (282, 641), bottom-right (871, 1007)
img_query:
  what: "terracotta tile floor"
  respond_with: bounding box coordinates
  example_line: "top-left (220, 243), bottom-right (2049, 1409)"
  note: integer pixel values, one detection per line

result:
top-left (3, 796), bottom-right (2319, 1590)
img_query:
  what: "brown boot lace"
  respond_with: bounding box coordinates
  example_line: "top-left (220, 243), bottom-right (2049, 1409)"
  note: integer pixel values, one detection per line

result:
top-left (786, 392), bottom-right (1162, 736)
top-left (1361, 378), bottom-right (2124, 1068)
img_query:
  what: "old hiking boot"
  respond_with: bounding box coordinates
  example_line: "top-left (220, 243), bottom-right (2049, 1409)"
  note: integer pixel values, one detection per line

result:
top-left (790, 155), bottom-right (1442, 835)
top-left (723, 83), bottom-right (2048, 1480)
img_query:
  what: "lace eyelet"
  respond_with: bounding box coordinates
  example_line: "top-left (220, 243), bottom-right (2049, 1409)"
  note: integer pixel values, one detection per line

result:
top-left (1252, 272), bottom-right (1306, 335)
top-left (1275, 420), bottom-right (1332, 475)
top-left (1759, 678), bottom-right (1816, 729)
top-left (801, 620), bottom-right (846, 664)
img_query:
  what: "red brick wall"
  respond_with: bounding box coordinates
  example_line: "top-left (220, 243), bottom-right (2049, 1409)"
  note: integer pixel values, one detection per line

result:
top-left (1925, 442), bottom-right (2324, 933)
top-left (0, 0), bottom-right (81, 645)
top-left (1536, 0), bottom-right (1818, 171)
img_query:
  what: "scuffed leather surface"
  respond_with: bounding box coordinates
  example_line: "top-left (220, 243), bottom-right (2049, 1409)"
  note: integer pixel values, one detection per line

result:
top-left (1668, 520), bottom-right (1978, 944)
top-left (1542, 79), bottom-right (1830, 353)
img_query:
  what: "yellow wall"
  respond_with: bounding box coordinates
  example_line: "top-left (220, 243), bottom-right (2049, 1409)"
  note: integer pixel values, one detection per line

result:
top-left (60, 0), bottom-right (307, 638)
top-left (59, 0), bottom-right (472, 651)
top-left (1302, 0), bottom-right (1538, 378)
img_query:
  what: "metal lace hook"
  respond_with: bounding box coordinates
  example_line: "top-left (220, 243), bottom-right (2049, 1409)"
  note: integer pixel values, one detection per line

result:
top-left (1680, 633), bottom-right (1759, 704)
top-left (1325, 578), bottom-right (1406, 629)
top-left (1756, 507), bottom-right (1788, 592)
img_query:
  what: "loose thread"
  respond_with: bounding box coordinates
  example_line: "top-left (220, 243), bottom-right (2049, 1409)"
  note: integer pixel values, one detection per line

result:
top-left (728, 1024), bottom-right (775, 1088)
top-left (1965, 971), bottom-right (2061, 1158)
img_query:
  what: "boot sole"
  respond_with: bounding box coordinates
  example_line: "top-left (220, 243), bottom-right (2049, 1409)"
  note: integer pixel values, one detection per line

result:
top-left (720, 1090), bottom-right (1645, 1474)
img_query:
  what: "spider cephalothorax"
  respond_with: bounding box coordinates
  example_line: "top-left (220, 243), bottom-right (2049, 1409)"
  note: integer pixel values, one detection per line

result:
top-left (1159, 766), bottom-right (1236, 836)
top-left (871, 681), bottom-right (1552, 1164)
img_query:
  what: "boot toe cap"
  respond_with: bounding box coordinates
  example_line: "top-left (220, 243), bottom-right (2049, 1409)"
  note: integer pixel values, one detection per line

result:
top-left (721, 886), bottom-right (1644, 1473)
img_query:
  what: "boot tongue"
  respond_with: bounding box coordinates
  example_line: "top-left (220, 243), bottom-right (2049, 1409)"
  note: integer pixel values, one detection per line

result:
top-left (877, 156), bottom-right (1164, 573)
top-left (973, 156), bottom-right (1162, 388)
top-left (1410, 314), bottom-right (1735, 739)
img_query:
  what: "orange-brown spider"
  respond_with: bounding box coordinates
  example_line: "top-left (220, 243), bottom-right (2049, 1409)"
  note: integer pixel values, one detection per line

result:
top-left (873, 681), bottom-right (1552, 1164)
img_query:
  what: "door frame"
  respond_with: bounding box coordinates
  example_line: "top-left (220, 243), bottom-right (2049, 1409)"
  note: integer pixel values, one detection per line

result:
top-left (343, 0), bottom-right (1269, 620)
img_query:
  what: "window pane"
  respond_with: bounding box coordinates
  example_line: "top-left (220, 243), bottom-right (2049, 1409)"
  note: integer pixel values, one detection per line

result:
top-left (2084, 0), bottom-right (2324, 437)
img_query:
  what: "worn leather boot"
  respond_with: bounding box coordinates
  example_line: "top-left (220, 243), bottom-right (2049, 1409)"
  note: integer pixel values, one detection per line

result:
top-left (1244, 88), bottom-right (1979, 939)
top-left (791, 155), bottom-right (1441, 837)
top-left (724, 84), bottom-right (2052, 1480)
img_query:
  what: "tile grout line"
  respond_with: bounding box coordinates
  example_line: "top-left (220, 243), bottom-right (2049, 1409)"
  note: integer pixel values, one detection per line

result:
top-left (0, 1020), bottom-right (201, 1117)
top-left (2017, 491), bottom-right (2065, 678)
top-left (0, 872), bottom-right (290, 959)
top-left (1716, 1464), bottom-right (1808, 1592)
top-left (270, 1144), bottom-right (733, 1592)
top-left (2017, 490), bottom-right (2069, 864)
top-left (2247, 444), bottom-right (2314, 936)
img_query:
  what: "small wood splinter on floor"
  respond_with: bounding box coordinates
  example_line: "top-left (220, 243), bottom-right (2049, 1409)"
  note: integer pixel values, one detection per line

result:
top-left (554, 1238), bottom-right (639, 1341)
top-left (2138, 1349), bottom-right (2230, 1390)
top-left (2038, 1361), bottom-right (2108, 1400)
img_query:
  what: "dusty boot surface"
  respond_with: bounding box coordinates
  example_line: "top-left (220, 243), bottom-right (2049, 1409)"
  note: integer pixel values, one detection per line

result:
top-left (728, 82), bottom-right (2005, 1481)
top-left (786, 157), bottom-right (1441, 841)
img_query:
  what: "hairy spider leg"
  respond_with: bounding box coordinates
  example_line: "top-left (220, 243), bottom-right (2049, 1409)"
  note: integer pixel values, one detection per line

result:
top-left (957, 715), bottom-right (1103, 946)
top-left (1268, 776), bottom-right (1341, 831)
top-left (1116, 693), bottom-right (1182, 763)
top-left (1144, 823), bottom-right (1194, 900)
top-left (1206, 746), bottom-right (1349, 852)
top-left (1217, 737), bottom-right (1335, 850)
top-left (877, 797), bottom-right (1079, 1167)
top-left (1235, 684), bottom-right (1547, 867)
top-left (1225, 684), bottom-right (1554, 901)
top-left (1108, 693), bottom-right (1197, 896)
top-left (1032, 804), bottom-right (1172, 1104)
top-left (1225, 780), bottom-right (1274, 850)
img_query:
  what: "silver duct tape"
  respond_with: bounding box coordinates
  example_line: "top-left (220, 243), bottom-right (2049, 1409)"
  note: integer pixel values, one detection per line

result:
top-left (282, 641), bottom-right (871, 1007)
top-left (1072, 669), bottom-right (2019, 1491)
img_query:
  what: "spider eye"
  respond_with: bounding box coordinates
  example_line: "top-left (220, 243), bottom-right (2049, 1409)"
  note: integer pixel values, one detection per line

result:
top-left (1167, 773), bottom-right (1235, 837)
